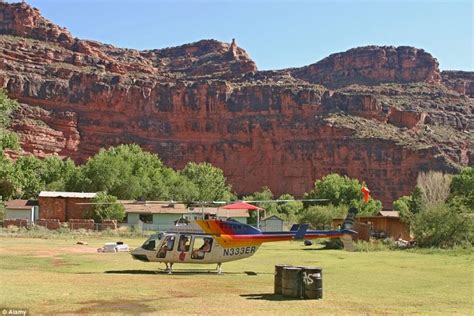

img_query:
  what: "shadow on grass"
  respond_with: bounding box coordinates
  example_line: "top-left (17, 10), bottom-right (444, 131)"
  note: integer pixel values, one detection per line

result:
top-left (299, 247), bottom-right (341, 251)
top-left (105, 269), bottom-right (160, 275)
top-left (241, 293), bottom-right (302, 301)
top-left (105, 269), bottom-right (267, 276)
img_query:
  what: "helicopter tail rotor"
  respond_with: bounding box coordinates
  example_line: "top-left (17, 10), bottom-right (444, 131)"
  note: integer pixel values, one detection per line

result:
top-left (340, 207), bottom-right (359, 251)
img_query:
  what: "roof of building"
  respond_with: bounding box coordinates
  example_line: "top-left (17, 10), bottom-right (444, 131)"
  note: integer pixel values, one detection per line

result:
top-left (193, 207), bottom-right (250, 218)
top-left (333, 211), bottom-right (401, 221)
top-left (377, 211), bottom-right (400, 218)
top-left (5, 199), bottom-right (37, 210)
top-left (123, 203), bottom-right (188, 214)
top-left (39, 191), bottom-right (97, 198)
top-left (124, 203), bottom-right (250, 217)
top-left (262, 215), bottom-right (284, 221)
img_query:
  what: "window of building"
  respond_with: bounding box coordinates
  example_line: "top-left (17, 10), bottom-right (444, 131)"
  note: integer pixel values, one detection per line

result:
top-left (139, 214), bottom-right (153, 224)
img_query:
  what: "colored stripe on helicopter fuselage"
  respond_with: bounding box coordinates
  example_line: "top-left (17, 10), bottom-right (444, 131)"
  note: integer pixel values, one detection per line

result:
top-left (195, 219), bottom-right (352, 247)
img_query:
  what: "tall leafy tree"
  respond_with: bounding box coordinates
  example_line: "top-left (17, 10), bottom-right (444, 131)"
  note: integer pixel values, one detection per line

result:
top-left (449, 167), bottom-right (474, 210)
top-left (86, 192), bottom-right (125, 222)
top-left (180, 162), bottom-right (233, 202)
top-left (304, 174), bottom-right (382, 215)
top-left (13, 155), bottom-right (44, 199)
top-left (41, 156), bottom-right (77, 191)
top-left (274, 193), bottom-right (304, 222)
top-left (76, 144), bottom-right (172, 200)
top-left (0, 154), bottom-right (20, 200)
top-left (0, 89), bottom-right (20, 151)
top-left (243, 187), bottom-right (277, 214)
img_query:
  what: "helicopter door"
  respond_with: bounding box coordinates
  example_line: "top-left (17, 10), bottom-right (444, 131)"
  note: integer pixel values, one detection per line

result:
top-left (156, 234), bottom-right (176, 260)
top-left (175, 234), bottom-right (192, 261)
top-left (191, 236), bottom-right (213, 260)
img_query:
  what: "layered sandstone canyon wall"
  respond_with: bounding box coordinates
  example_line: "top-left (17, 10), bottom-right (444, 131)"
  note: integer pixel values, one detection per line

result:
top-left (1, 2), bottom-right (472, 207)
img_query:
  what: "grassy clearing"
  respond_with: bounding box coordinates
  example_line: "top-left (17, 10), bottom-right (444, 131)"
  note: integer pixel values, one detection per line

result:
top-left (0, 236), bottom-right (472, 315)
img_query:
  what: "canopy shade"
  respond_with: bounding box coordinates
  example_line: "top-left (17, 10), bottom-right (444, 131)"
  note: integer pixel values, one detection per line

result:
top-left (222, 201), bottom-right (263, 211)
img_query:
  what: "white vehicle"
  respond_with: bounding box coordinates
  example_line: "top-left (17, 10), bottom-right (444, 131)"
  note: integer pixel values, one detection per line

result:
top-left (98, 242), bottom-right (129, 253)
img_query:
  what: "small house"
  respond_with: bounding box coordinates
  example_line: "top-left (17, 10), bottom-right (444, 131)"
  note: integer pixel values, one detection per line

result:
top-left (4, 199), bottom-right (38, 223)
top-left (124, 203), bottom-right (189, 231)
top-left (260, 215), bottom-right (284, 232)
top-left (124, 203), bottom-right (250, 231)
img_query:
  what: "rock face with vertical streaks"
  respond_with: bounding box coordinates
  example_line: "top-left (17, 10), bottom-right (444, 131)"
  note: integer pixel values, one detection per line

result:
top-left (0, 2), bottom-right (472, 206)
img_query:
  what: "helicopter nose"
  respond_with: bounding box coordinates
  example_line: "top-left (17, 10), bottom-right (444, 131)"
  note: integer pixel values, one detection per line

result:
top-left (130, 247), bottom-right (150, 262)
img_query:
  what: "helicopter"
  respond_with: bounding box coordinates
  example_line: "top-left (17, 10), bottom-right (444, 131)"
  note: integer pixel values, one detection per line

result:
top-left (130, 204), bottom-right (359, 274)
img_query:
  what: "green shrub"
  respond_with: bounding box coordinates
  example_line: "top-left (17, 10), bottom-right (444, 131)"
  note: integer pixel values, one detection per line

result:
top-left (353, 240), bottom-right (392, 252)
top-left (86, 192), bottom-right (125, 222)
top-left (411, 203), bottom-right (473, 248)
top-left (298, 204), bottom-right (347, 229)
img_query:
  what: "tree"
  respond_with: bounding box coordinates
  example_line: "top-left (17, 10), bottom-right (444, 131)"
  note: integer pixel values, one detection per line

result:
top-left (180, 162), bottom-right (233, 202)
top-left (41, 156), bottom-right (77, 191)
top-left (274, 194), bottom-right (303, 222)
top-left (393, 187), bottom-right (424, 230)
top-left (449, 167), bottom-right (474, 210)
top-left (243, 187), bottom-right (277, 214)
top-left (304, 174), bottom-right (382, 215)
top-left (76, 144), bottom-right (173, 200)
top-left (416, 171), bottom-right (452, 207)
top-left (0, 154), bottom-right (20, 200)
top-left (0, 89), bottom-right (20, 151)
top-left (12, 155), bottom-right (45, 199)
top-left (298, 205), bottom-right (347, 229)
top-left (393, 195), bottom-right (413, 227)
top-left (86, 192), bottom-right (125, 222)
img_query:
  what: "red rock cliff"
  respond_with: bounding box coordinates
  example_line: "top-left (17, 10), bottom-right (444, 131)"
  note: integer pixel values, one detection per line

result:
top-left (0, 2), bottom-right (472, 207)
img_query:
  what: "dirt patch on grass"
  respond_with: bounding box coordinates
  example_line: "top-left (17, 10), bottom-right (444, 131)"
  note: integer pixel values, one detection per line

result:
top-left (34, 246), bottom-right (98, 257)
top-left (51, 257), bottom-right (80, 267)
top-left (74, 299), bottom-right (155, 314)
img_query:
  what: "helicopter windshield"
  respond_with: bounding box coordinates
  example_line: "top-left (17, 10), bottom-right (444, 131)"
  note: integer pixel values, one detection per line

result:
top-left (141, 233), bottom-right (163, 251)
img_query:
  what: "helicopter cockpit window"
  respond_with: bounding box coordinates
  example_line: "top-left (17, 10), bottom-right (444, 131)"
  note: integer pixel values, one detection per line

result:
top-left (142, 239), bottom-right (156, 251)
top-left (141, 233), bottom-right (162, 251)
top-left (191, 237), bottom-right (213, 260)
top-left (178, 234), bottom-right (191, 252)
top-left (157, 235), bottom-right (175, 258)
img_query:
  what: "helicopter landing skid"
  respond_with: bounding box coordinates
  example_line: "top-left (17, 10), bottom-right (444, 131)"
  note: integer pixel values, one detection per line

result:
top-left (163, 263), bottom-right (174, 274)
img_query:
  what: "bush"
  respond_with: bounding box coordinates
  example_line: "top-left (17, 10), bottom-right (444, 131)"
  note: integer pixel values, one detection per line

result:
top-left (449, 167), bottom-right (474, 210)
top-left (411, 203), bottom-right (473, 248)
top-left (86, 192), bottom-right (125, 222)
top-left (322, 238), bottom-right (343, 249)
top-left (298, 205), bottom-right (347, 229)
top-left (353, 240), bottom-right (392, 252)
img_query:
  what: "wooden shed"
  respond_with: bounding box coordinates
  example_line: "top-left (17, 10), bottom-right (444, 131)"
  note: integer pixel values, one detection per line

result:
top-left (333, 211), bottom-right (410, 240)
top-left (38, 191), bottom-right (97, 222)
top-left (260, 215), bottom-right (284, 232)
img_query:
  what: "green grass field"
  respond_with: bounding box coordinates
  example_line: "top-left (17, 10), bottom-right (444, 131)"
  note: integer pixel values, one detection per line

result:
top-left (0, 236), bottom-right (472, 315)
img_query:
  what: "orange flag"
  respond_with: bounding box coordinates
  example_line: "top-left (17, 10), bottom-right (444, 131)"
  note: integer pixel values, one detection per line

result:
top-left (361, 186), bottom-right (370, 203)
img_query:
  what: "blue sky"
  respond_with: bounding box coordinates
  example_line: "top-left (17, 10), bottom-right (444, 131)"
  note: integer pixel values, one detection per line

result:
top-left (27, 0), bottom-right (473, 71)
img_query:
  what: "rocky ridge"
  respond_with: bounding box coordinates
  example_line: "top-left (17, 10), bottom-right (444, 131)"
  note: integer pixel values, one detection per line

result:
top-left (0, 2), bottom-right (472, 206)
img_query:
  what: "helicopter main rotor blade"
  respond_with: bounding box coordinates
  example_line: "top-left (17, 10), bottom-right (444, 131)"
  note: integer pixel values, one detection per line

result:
top-left (242, 199), bottom-right (329, 203)
top-left (76, 198), bottom-right (328, 205)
